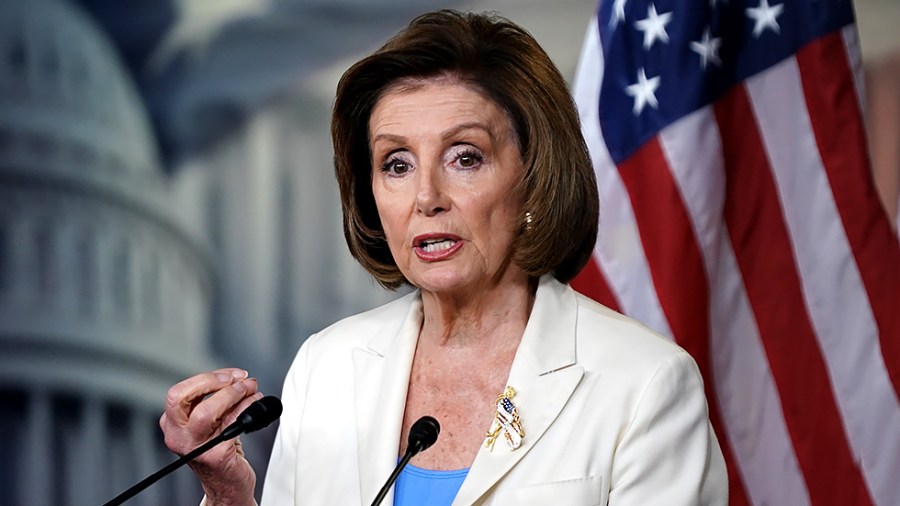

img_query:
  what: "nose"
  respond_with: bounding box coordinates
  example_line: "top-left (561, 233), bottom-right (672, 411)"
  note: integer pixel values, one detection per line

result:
top-left (415, 163), bottom-right (449, 216)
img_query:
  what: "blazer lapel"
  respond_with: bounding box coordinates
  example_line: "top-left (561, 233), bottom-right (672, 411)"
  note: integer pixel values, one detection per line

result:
top-left (454, 277), bottom-right (584, 506)
top-left (353, 295), bottom-right (423, 505)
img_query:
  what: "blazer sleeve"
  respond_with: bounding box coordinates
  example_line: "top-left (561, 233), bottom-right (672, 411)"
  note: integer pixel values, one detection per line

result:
top-left (260, 335), bottom-right (314, 506)
top-left (608, 350), bottom-right (728, 505)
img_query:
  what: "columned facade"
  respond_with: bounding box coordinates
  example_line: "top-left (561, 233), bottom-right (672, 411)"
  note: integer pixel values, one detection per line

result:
top-left (0, 0), bottom-right (213, 503)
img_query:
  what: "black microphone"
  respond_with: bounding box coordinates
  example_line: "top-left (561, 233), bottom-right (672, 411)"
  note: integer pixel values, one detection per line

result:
top-left (103, 395), bottom-right (283, 506)
top-left (370, 416), bottom-right (441, 506)
top-left (219, 394), bottom-right (284, 440)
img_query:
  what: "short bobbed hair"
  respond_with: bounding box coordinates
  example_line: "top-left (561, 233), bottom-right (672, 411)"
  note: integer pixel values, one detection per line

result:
top-left (332, 9), bottom-right (599, 290)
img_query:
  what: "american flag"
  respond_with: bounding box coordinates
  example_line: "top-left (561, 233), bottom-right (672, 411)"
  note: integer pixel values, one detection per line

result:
top-left (570, 0), bottom-right (900, 504)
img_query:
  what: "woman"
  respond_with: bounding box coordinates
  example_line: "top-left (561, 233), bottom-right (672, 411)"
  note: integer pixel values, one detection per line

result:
top-left (160, 10), bottom-right (727, 505)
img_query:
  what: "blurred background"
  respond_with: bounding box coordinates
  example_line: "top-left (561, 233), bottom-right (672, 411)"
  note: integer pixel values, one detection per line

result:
top-left (0, 0), bottom-right (896, 504)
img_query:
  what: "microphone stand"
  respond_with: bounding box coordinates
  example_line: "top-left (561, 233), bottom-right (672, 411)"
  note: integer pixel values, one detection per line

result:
top-left (103, 430), bottom-right (235, 506)
top-left (103, 395), bottom-right (282, 506)
top-left (370, 416), bottom-right (440, 506)
top-left (369, 440), bottom-right (423, 506)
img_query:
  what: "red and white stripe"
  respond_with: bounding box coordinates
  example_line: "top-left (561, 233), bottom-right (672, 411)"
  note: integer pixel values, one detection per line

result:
top-left (573, 17), bottom-right (900, 506)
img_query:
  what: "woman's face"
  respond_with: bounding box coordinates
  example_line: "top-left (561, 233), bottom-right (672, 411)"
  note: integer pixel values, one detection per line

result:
top-left (369, 78), bottom-right (526, 296)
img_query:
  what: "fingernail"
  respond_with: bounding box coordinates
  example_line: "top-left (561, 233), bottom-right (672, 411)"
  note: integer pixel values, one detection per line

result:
top-left (231, 369), bottom-right (248, 380)
top-left (216, 373), bottom-right (232, 383)
top-left (232, 381), bottom-right (247, 393)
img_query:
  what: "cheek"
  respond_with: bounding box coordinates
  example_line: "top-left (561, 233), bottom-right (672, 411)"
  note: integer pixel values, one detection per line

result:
top-left (372, 193), bottom-right (406, 251)
top-left (477, 195), bottom-right (521, 248)
top-left (494, 190), bottom-right (523, 224)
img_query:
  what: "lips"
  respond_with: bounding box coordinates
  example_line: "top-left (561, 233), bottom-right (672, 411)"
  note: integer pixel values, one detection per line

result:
top-left (413, 233), bottom-right (464, 261)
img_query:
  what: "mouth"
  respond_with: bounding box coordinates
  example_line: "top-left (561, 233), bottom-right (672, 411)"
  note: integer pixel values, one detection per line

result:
top-left (412, 234), bottom-right (463, 259)
top-left (418, 238), bottom-right (458, 253)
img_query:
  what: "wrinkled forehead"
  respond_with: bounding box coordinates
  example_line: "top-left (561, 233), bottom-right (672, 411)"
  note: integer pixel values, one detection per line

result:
top-left (369, 74), bottom-right (521, 149)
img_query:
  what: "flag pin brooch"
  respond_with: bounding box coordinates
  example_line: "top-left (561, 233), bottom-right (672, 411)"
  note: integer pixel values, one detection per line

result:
top-left (484, 386), bottom-right (525, 451)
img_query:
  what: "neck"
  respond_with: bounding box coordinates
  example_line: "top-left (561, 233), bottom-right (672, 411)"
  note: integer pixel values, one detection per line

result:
top-left (418, 274), bottom-right (536, 349)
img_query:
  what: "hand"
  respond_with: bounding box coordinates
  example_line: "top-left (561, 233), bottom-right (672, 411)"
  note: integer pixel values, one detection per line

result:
top-left (160, 368), bottom-right (262, 506)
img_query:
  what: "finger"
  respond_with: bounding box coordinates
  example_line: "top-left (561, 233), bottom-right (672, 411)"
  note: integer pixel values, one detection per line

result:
top-left (186, 378), bottom-right (260, 438)
top-left (165, 368), bottom-right (249, 425)
top-left (221, 391), bottom-right (265, 428)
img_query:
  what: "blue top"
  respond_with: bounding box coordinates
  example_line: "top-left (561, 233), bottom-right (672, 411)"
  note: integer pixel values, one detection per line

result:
top-left (393, 463), bottom-right (470, 506)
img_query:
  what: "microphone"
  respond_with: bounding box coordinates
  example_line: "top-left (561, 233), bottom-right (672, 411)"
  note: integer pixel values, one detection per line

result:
top-left (370, 416), bottom-right (441, 506)
top-left (219, 394), bottom-right (284, 440)
top-left (103, 395), bottom-right (283, 506)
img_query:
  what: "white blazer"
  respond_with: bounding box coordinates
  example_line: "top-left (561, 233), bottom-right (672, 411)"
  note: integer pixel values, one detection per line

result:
top-left (260, 276), bottom-right (727, 505)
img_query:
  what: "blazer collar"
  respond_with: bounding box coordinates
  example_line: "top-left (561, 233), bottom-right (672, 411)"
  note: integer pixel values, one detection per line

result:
top-left (515, 276), bottom-right (579, 376)
top-left (454, 276), bottom-right (584, 505)
top-left (351, 277), bottom-right (584, 505)
top-left (352, 293), bottom-right (423, 505)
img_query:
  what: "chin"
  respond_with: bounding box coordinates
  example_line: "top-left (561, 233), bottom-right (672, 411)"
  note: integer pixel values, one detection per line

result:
top-left (409, 267), bottom-right (478, 295)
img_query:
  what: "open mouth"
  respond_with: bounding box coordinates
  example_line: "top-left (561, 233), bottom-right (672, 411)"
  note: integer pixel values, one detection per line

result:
top-left (418, 238), bottom-right (458, 253)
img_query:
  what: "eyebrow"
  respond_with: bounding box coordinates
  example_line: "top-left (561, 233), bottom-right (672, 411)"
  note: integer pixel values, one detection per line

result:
top-left (440, 122), bottom-right (494, 143)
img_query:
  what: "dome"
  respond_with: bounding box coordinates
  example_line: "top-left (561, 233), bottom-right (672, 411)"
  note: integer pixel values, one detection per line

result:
top-left (0, 0), bottom-right (160, 180)
top-left (0, 0), bottom-right (214, 406)
top-left (0, 2), bottom-right (215, 503)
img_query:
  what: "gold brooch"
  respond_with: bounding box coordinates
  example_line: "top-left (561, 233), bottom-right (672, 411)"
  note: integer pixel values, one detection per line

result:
top-left (484, 386), bottom-right (525, 451)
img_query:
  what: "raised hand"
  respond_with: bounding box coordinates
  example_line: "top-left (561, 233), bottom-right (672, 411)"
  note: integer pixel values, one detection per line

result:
top-left (160, 368), bottom-right (262, 506)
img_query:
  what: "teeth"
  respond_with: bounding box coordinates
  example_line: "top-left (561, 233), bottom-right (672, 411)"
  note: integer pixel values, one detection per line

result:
top-left (421, 239), bottom-right (456, 253)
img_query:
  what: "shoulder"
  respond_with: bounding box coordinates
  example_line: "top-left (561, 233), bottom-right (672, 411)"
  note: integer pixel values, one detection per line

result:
top-left (280, 289), bottom-right (420, 391)
top-left (528, 277), bottom-right (700, 389)
top-left (574, 289), bottom-right (682, 352)
top-left (300, 290), bottom-right (420, 355)
top-left (565, 285), bottom-right (699, 382)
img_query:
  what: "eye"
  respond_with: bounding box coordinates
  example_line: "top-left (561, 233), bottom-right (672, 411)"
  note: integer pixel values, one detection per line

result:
top-left (381, 155), bottom-right (413, 176)
top-left (453, 148), bottom-right (483, 169)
